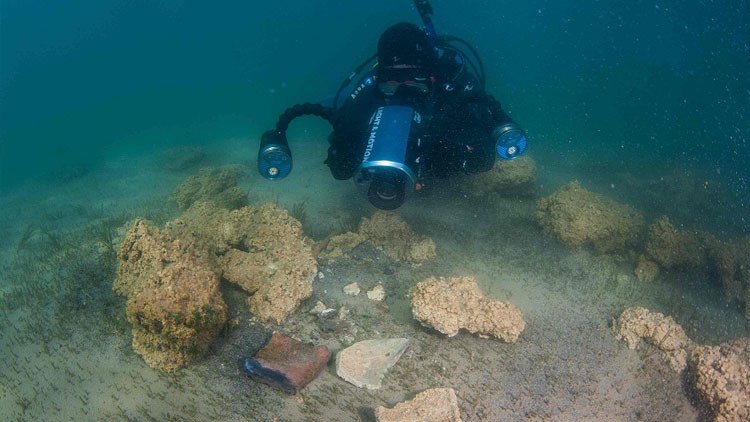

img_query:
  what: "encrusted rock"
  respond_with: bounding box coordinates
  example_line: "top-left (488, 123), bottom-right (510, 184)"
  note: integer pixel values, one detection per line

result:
top-left (168, 202), bottom-right (316, 325)
top-left (644, 216), bottom-right (720, 270)
top-left (375, 387), bottom-right (463, 422)
top-left (536, 181), bottom-right (644, 253)
top-left (411, 276), bottom-right (525, 343)
top-left (358, 211), bottom-right (437, 265)
top-left (115, 219), bottom-right (227, 372)
top-left (688, 338), bottom-right (750, 422)
top-left (336, 338), bottom-right (409, 389)
top-left (367, 285), bottom-right (386, 302)
top-left (615, 307), bottom-right (693, 372)
top-left (309, 301), bottom-right (335, 318)
top-left (318, 232), bottom-right (366, 259)
top-left (465, 155), bottom-right (537, 196)
top-left (318, 212), bottom-right (436, 265)
top-left (343, 282), bottom-right (361, 296)
top-left (244, 332), bottom-right (331, 394)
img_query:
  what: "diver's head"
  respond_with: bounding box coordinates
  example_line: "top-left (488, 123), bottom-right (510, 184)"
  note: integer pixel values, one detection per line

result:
top-left (376, 22), bottom-right (436, 97)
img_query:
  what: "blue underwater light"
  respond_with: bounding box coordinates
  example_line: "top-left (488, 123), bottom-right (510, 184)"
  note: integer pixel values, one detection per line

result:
top-left (258, 130), bottom-right (292, 180)
top-left (493, 123), bottom-right (527, 160)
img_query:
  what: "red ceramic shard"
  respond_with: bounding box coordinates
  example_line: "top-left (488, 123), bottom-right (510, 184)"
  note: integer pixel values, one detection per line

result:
top-left (244, 332), bottom-right (331, 394)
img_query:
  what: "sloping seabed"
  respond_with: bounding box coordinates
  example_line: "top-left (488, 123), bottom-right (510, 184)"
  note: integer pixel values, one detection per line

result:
top-left (0, 136), bottom-right (746, 421)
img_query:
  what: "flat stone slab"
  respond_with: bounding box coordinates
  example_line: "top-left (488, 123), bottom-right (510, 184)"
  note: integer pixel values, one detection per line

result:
top-left (375, 388), bottom-right (463, 422)
top-left (335, 338), bottom-right (409, 389)
top-left (243, 332), bottom-right (331, 394)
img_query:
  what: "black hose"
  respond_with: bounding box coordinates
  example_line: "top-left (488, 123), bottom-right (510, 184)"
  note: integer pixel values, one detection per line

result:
top-left (275, 103), bottom-right (335, 133)
top-left (438, 35), bottom-right (486, 89)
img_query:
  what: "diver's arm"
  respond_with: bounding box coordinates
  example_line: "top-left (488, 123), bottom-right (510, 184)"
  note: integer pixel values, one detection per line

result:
top-left (459, 92), bottom-right (526, 173)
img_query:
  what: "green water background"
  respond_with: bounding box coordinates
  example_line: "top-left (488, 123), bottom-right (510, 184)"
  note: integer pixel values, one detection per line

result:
top-left (1, 0), bottom-right (748, 231)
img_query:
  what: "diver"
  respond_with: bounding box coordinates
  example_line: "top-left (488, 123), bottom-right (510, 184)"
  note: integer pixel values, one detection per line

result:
top-left (257, 0), bottom-right (527, 210)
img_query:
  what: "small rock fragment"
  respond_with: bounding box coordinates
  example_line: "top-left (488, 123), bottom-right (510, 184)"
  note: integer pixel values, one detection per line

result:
top-left (336, 338), bottom-right (409, 389)
top-left (375, 388), bottom-right (463, 422)
top-left (243, 332), bottom-right (331, 394)
top-left (367, 285), bottom-right (386, 301)
top-left (343, 282), bottom-right (361, 296)
top-left (309, 301), bottom-right (335, 318)
top-left (338, 307), bottom-right (350, 319)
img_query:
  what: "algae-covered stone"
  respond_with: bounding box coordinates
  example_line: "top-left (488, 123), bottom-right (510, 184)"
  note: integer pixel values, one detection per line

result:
top-left (115, 219), bottom-right (227, 372)
top-left (688, 338), bottom-right (750, 422)
top-left (644, 216), bottom-right (719, 270)
top-left (615, 307), bottom-right (692, 373)
top-left (358, 211), bottom-right (436, 265)
top-left (168, 201), bottom-right (317, 325)
top-left (536, 181), bottom-right (644, 254)
top-left (318, 232), bottom-right (366, 259)
top-left (465, 155), bottom-right (537, 196)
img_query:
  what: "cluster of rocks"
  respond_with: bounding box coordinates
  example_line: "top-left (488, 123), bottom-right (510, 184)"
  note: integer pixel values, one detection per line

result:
top-left (114, 200), bottom-right (316, 371)
top-left (241, 272), bottom-right (525, 422)
top-left (536, 181), bottom-right (750, 322)
top-left (615, 307), bottom-right (749, 421)
top-left (244, 330), bottom-right (462, 420)
top-left (319, 211), bottom-right (436, 265)
top-left (168, 201), bottom-right (317, 325)
top-left (635, 217), bottom-right (750, 320)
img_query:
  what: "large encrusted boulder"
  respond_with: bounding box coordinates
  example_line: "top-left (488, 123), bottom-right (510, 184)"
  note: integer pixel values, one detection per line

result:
top-left (375, 388), bottom-right (463, 422)
top-left (536, 181), bottom-right (644, 253)
top-left (115, 220), bottom-right (227, 372)
top-left (644, 216), bottom-right (720, 271)
top-left (167, 201), bottom-right (317, 325)
top-left (615, 307), bottom-right (693, 372)
top-left (410, 276), bottom-right (525, 343)
top-left (688, 338), bottom-right (750, 422)
top-left (171, 165), bottom-right (248, 210)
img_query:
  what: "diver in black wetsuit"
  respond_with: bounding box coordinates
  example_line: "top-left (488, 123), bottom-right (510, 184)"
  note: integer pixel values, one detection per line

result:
top-left (257, 1), bottom-right (527, 210)
top-left (326, 22), bottom-right (522, 182)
